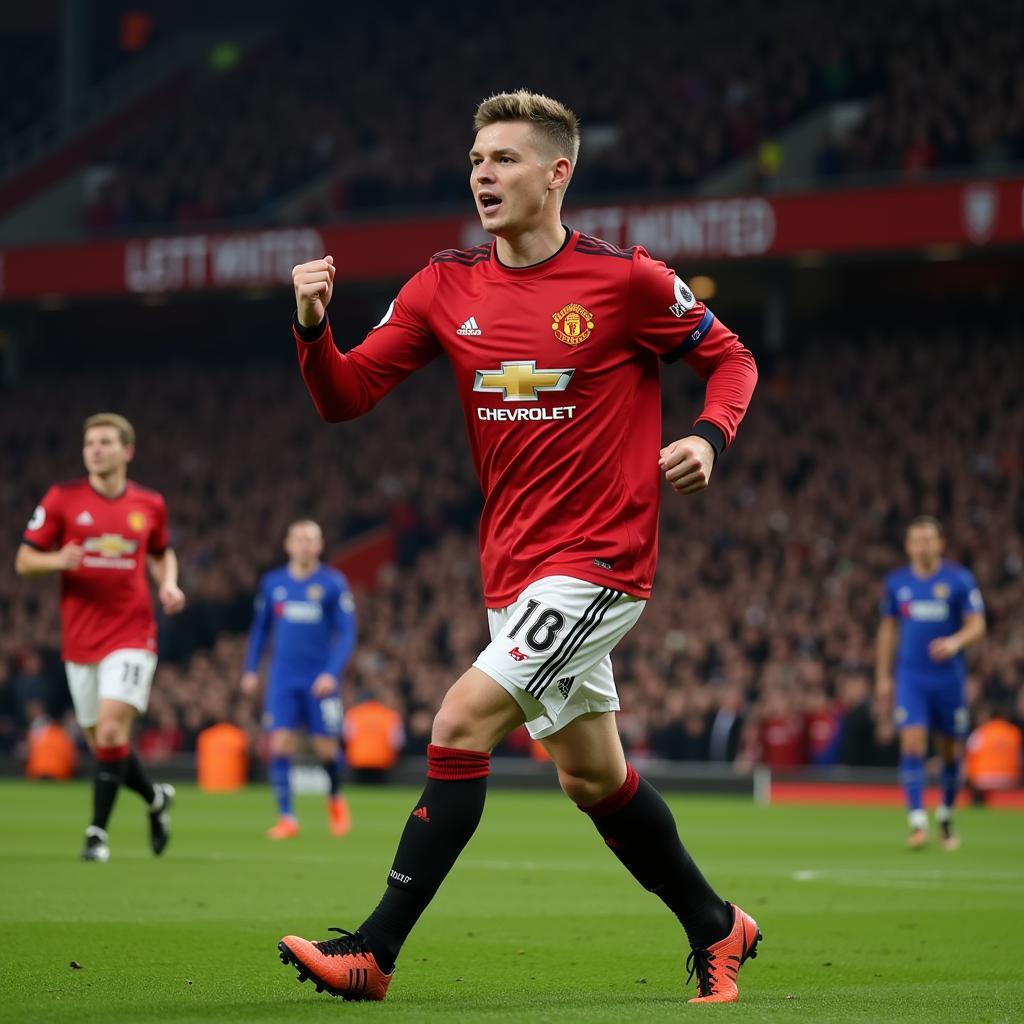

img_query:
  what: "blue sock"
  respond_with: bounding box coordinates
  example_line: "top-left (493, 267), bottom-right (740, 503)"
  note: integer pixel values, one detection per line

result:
top-left (900, 754), bottom-right (925, 812)
top-left (940, 759), bottom-right (960, 810)
top-left (322, 750), bottom-right (344, 797)
top-left (270, 755), bottom-right (293, 817)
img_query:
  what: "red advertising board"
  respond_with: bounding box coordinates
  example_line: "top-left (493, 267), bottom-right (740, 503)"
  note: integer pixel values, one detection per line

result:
top-left (1, 177), bottom-right (1021, 300)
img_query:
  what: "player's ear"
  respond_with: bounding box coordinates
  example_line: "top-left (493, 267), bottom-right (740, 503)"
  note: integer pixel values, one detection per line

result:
top-left (548, 156), bottom-right (572, 192)
top-left (124, 444), bottom-right (135, 464)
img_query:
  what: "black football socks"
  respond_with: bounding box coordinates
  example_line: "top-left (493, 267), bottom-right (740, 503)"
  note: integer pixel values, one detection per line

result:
top-left (122, 748), bottom-right (157, 805)
top-left (358, 744), bottom-right (490, 971)
top-left (321, 753), bottom-right (343, 797)
top-left (92, 743), bottom-right (130, 831)
top-left (581, 764), bottom-right (732, 949)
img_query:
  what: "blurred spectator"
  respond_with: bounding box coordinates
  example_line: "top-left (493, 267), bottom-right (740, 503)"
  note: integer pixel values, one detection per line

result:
top-left (752, 686), bottom-right (807, 770)
top-left (0, 661), bottom-right (17, 753)
top-left (804, 686), bottom-right (843, 766)
top-left (196, 721), bottom-right (249, 792)
top-left (755, 139), bottom-right (784, 192)
top-left (965, 703), bottom-right (1022, 803)
top-left (12, 651), bottom-right (51, 725)
top-left (137, 704), bottom-right (185, 763)
top-left (649, 691), bottom-right (709, 761)
top-left (343, 690), bottom-right (406, 782)
top-left (25, 698), bottom-right (77, 781)
top-left (836, 672), bottom-right (879, 767)
top-left (706, 684), bottom-right (746, 763)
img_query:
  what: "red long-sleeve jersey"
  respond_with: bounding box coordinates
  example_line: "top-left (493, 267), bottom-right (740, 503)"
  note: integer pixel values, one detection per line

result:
top-left (295, 229), bottom-right (757, 607)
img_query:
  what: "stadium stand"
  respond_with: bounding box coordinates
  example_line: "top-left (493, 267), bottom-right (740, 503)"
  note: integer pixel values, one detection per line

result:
top-left (0, 33), bottom-right (58, 145)
top-left (75, 0), bottom-right (1023, 232)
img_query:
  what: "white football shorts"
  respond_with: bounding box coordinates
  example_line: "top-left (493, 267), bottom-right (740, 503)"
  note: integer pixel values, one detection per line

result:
top-left (473, 575), bottom-right (645, 740)
top-left (65, 648), bottom-right (158, 726)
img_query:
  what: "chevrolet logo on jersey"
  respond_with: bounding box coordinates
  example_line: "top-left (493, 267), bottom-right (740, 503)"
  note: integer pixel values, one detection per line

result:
top-left (473, 361), bottom-right (574, 402)
top-left (84, 534), bottom-right (139, 557)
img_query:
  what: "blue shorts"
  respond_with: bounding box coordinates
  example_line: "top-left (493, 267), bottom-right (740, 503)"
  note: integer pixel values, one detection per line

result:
top-left (264, 678), bottom-right (342, 736)
top-left (895, 674), bottom-right (968, 737)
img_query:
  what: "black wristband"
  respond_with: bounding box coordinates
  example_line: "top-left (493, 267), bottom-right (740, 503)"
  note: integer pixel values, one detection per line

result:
top-left (293, 311), bottom-right (328, 342)
top-left (688, 420), bottom-right (726, 461)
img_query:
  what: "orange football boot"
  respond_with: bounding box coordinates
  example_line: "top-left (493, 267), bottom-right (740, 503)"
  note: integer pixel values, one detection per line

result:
top-left (327, 796), bottom-right (352, 837)
top-left (687, 903), bottom-right (762, 1004)
top-left (267, 816), bottom-right (300, 840)
top-left (278, 928), bottom-right (394, 1000)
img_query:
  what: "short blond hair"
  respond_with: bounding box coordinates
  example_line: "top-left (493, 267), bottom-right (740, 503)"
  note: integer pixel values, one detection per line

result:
top-left (83, 412), bottom-right (135, 448)
top-left (474, 90), bottom-right (580, 165)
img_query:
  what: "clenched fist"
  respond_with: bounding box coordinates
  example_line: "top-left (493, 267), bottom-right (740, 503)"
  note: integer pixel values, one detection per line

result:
top-left (659, 436), bottom-right (715, 495)
top-left (293, 256), bottom-right (337, 328)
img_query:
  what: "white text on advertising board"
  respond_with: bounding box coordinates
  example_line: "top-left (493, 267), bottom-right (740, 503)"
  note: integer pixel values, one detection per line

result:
top-left (124, 229), bottom-right (325, 292)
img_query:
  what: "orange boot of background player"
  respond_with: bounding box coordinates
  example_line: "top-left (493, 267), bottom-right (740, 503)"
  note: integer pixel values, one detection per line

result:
top-left (267, 816), bottom-right (300, 840)
top-left (328, 796), bottom-right (352, 837)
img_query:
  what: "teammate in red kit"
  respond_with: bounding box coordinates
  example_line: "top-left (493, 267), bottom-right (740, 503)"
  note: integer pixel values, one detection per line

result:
top-left (16, 413), bottom-right (185, 862)
top-left (279, 92), bottom-right (759, 1004)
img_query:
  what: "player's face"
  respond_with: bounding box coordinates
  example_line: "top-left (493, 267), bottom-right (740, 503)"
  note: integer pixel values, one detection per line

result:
top-left (905, 524), bottom-right (943, 568)
top-left (470, 122), bottom-right (563, 236)
top-left (82, 426), bottom-right (132, 477)
top-left (285, 525), bottom-right (323, 566)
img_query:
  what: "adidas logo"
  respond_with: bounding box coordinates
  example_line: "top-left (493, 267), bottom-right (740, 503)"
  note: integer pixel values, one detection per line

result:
top-left (76, 511), bottom-right (94, 526)
top-left (456, 316), bottom-right (482, 336)
top-left (412, 806), bottom-right (430, 823)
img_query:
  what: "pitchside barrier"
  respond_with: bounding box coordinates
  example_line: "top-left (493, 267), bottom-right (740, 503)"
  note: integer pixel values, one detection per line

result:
top-left (6, 754), bottom-right (1022, 808)
top-left (0, 752), bottom-right (765, 798)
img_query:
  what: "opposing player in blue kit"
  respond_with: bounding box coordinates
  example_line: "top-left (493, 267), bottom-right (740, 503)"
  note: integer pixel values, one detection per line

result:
top-left (876, 516), bottom-right (986, 850)
top-left (242, 520), bottom-right (357, 838)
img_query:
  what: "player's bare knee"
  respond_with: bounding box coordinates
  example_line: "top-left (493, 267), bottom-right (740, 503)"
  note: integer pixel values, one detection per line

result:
top-left (557, 767), bottom-right (614, 806)
top-left (903, 740), bottom-right (926, 758)
top-left (430, 705), bottom-right (480, 750)
top-left (95, 722), bottom-right (125, 748)
top-left (269, 730), bottom-right (294, 757)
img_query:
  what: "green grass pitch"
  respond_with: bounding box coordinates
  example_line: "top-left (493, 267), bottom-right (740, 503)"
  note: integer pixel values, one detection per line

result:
top-left (1, 780), bottom-right (1022, 1023)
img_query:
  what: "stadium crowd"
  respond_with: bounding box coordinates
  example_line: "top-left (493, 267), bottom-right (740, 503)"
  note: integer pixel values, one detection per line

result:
top-left (75, 0), bottom-right (1022, 232)
top-left (1, 319), bottom-right (1022, 770)
top-left (0, 32), bottom-right (57, 146)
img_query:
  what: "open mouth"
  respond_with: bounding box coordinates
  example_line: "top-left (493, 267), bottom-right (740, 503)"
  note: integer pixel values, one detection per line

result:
top-left (479, 193), bottom-right (502, 214)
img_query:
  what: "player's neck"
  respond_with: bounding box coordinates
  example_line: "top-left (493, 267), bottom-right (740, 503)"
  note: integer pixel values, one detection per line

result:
top-left (910, 558), bottom-right (940, 578)
top-left (493, 221), bottom-right (567, 268)
top-left (88, 469), bottom-right (127, 498)
top-left (289, 560), bottom-right (320, 579)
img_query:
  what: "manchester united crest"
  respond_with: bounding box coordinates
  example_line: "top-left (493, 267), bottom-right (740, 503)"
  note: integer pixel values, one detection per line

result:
top-left (551, 303), bottom-right (595, 346)
top-left (127, 511), bottom-right (147, 532)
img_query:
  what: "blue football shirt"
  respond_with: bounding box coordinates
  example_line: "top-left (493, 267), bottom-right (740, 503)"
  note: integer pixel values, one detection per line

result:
top-left (244, 564), bottom-right (356, 688)
top-left (881, 561), bottom-right (984, 681)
